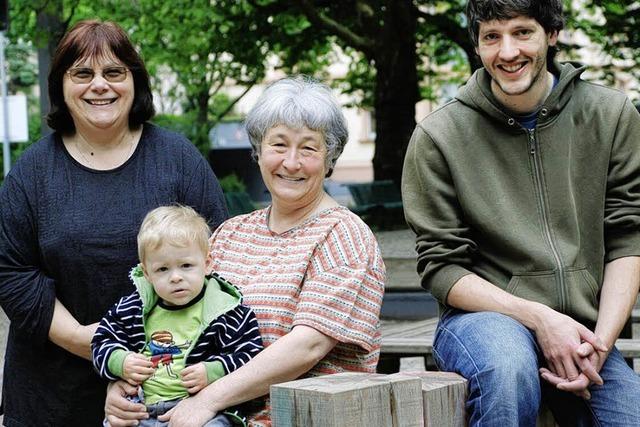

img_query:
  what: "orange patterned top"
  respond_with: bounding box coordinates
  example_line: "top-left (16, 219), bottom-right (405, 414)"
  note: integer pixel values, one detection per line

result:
top-left (209, 206), bottom-right (386, 426)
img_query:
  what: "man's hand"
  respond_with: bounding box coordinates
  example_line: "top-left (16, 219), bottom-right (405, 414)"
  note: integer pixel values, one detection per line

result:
top-left (533, 307), bottom-right (607, 383)
top-left (122, 353), bottom-right (154, 386)
top-left (540, 341), bottom-right (608, 400)
top-left (181, 362), bottom-right (208, 394)
top-left (104, 380), bottom-right (148, 427)
top-left (157, 393), bottom-right (217, 427)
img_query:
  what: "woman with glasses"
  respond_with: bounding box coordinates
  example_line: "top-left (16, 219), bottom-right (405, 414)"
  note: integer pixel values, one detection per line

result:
top-left (0, 20), bottom-right (227, 425)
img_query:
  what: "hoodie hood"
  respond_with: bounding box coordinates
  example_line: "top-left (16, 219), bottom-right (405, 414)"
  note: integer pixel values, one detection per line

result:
top-left (129, 264), bottom-right (242, 323)
top-left (455, 61), bottom-right (586, 129)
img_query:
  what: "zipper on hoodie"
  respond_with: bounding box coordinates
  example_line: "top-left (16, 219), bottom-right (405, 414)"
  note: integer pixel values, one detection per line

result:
top-left (527, 128), bottom-right (567, 310)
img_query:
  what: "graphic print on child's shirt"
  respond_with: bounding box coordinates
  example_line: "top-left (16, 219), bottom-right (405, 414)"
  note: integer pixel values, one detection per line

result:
top-left (146, 330), bottom-right (191, 379)
top-left (141, 299), bottom-right (203, 404)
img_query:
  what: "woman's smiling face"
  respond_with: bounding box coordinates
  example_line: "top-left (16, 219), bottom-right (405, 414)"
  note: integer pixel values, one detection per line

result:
top-left (258, 124), bottom-right (327, 209)
top-left (62, 51), bottom-right (134, 133)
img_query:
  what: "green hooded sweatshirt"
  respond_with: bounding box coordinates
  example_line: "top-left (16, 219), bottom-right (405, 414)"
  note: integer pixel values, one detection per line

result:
top-left (402, 62), bottom-right (640, 326)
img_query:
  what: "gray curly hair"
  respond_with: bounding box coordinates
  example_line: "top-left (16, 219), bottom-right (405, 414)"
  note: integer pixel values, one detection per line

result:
top-left (244, 76), bottom-right (349, 177)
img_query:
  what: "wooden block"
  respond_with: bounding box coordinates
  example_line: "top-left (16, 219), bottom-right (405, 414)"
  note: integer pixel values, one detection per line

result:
top-left (393, 371), bottom-right (467, 427)
top-left (270, 372), bottom-right (423, 427)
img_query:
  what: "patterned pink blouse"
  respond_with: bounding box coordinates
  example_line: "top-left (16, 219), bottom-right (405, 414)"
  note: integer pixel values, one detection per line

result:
top-left (209, 206), bottom-right (386, 426)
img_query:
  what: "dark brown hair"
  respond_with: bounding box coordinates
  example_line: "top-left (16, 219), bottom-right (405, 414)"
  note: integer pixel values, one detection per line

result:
top-left (46, 20), bottom-right (155, 133)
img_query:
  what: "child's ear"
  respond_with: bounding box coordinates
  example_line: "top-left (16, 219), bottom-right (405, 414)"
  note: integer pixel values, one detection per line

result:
top-left (141, 263), bottom-right (151, 281)
top-left (204, 252), bottom-right (213, 274)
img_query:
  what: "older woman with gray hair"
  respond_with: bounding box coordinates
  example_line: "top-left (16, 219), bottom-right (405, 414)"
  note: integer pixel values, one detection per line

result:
top-left (105, 76), bottom-right (385, 427)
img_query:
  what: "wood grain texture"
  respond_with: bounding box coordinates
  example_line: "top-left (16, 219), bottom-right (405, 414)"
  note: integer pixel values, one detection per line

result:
top-left (392, 372), bottom-right (467, 427)
top-left (270, 372), bottom-right (422, 427)
top-left (380, 318), bottom-right (640, 359)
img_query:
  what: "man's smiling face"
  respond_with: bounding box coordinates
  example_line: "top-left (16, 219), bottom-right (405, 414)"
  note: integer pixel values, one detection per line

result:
top-left (476, 16), bottom-right (557, 106)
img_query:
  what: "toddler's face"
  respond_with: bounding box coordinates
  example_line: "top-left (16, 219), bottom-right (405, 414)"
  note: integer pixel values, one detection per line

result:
top-left (142, 241), bottom-right (210, 306)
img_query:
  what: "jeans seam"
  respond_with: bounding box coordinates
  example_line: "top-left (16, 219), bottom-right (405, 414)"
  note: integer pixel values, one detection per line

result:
top-left (436, 324), bottom-right (485, 423)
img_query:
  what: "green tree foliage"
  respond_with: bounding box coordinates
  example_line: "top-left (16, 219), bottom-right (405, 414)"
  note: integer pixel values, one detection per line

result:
top-left (7, 40), bottom-right (38, 92)
top-left (4, 0), bottom-right (640, 184)
top-left (565, 0), bottom-right (640, 93)
top-left (259, 0), bottom-right (475, 183)
top-left (95, 0), bottom-right (271, 153)
top-left (5, 0), bottom-right (271, 155)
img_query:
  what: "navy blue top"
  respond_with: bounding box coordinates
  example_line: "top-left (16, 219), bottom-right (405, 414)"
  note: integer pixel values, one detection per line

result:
top-left (514, 110), bottom-right (538, 130)
top-left (515, 75), bottom-right (560, 130)
top-left (0, 124), bottom-right (228, 426)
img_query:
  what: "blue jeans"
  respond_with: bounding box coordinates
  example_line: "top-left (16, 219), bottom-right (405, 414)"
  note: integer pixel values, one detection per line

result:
top-left (139, 398), bottom-right (233, 427)
top-left (433, 309), bottom-right (640, 427)
top-left (103, 396), bottom-right (233, 427)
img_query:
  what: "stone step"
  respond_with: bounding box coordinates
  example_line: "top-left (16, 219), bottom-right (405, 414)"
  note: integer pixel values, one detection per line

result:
top-left (384, 257), bottom-right (421, 291)
top-left (381, 292), bottom-right (438, 320)
top-left (374, 229), bottom-right (437, 319)
top-left (374, 229), bottom-right (422, 291)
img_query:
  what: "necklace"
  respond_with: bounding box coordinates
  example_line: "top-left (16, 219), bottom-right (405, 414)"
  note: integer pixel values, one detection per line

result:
top-left (77, 130), bottom-right (128, 156)
top-left (74, 131), bottom-right (137, 169)
top-left (76, 143), bottom-right (94, 166)
top-left (82, 138), bottom-right (97, 156)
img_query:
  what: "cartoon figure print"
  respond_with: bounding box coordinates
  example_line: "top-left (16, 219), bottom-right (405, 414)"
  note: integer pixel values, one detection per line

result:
top-left (147, 330), bottom-right (191, 378)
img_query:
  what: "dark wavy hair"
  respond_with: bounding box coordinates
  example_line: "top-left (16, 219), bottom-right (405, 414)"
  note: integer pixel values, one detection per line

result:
top-left (466, 0), bottom-right (565, 61)
top-left (46, 20), bottom-right (155, 133)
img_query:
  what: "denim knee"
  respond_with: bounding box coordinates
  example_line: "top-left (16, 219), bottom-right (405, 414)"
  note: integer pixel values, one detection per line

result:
top-left (588, 348), bottom-right (640, 425)
top-left (434, 310), bottom-right (542, 426)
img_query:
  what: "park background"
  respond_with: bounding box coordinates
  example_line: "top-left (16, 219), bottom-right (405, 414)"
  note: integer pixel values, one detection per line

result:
top-left (1, 0), bottom-right (640, 409)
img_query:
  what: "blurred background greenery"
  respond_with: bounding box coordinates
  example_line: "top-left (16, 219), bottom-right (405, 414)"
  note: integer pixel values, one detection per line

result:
top-left (1, 0), bottom-right (639, 187)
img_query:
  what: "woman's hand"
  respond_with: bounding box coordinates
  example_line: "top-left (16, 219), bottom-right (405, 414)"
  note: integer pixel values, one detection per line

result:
top-left (49, 299), bottom-right (99, 360)
top-left (157, 393), bottom-right (217, 427)
top-left (181, 362), bottom-right (208, 394)
top-left (104, 380), bottom-right (148, 427)
top-left (161, 325), bottom-right (337, 426)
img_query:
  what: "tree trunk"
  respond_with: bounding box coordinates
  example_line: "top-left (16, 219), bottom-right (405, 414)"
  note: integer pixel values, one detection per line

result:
top-left (371, 2), bottom-right (419, 185)
top-left (36, 1), bottom-right (66, 137)
top-left (194, 89), bottom-right (210, 154)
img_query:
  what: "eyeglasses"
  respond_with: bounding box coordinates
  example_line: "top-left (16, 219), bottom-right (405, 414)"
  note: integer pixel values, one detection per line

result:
top-left (66, 66), bottom-right (129, 84)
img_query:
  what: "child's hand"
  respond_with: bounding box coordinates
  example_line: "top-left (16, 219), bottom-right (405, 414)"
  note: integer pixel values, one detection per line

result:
top-left (181, 362), bottom-right (208, 394)
top-left (122, 353), bottom-right (154, 385)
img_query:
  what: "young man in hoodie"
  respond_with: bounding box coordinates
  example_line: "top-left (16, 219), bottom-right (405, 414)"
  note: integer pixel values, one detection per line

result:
top-left (402, 0), bottom-right (640, 425)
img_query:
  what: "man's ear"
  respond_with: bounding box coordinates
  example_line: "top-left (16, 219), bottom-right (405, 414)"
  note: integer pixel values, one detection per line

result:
top-left (548, 30), bottom-right (559, 47)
